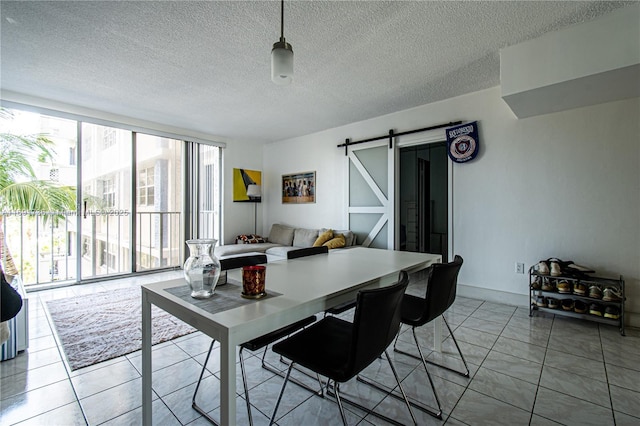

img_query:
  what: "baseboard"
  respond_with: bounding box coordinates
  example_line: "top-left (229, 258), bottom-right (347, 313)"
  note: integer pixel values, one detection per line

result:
top-left (457, 284), bottom-right (639, 330)
top-left (458, 284), bottom-right (530, 308)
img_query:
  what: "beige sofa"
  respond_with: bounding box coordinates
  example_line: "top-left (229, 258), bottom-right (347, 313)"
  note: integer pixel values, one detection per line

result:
top-left (214, 224), bottom-right (357, 261)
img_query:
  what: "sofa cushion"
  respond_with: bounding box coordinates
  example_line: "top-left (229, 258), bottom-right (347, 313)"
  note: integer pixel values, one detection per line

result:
top-left (313, 229), bottom-right (334, 247)
top-left (293, 228), bottom-right (319, 248)
top-left (268, 224), bottom-right (295, 246)
top-left (215, 243), bottom-right (280, 258)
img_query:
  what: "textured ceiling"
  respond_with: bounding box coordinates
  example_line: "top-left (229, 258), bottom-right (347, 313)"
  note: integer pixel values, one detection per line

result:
top-left (0, 1), bottom-right (631, 143)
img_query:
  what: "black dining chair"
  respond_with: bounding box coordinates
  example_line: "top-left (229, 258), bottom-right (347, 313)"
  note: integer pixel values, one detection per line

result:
top-left (286, 245), bottom-right (328, 259)
top-left (219, 253), bottom-right (267, 271)
top-left (383, 255), bottom-right (469, 418)
top-left (192, 253), bottom-right (321, 426)
top-left (269, 271), bottom-right (417, 426)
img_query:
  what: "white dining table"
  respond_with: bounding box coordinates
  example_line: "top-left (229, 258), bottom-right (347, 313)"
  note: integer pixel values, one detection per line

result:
top-left (141, 246), bottom-right (441, 425)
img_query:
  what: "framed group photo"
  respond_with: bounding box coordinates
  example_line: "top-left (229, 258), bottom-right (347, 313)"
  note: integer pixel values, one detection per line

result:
top-left (282, 171), bottom-right (315, 204)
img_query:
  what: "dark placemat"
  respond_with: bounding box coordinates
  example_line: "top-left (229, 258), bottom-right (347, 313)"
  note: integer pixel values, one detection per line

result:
top-left (165, 279), bottom-right (281, 315)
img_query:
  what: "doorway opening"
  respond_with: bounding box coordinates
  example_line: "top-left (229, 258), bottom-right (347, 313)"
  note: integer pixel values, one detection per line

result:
top-left (399, 142), bottom-right (448, 260)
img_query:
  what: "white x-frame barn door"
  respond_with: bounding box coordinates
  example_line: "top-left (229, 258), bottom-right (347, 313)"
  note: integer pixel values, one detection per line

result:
top-left (347, 142), bottom-right (394, 248)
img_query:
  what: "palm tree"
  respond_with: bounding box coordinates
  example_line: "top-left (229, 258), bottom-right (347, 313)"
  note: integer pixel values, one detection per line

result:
top-left (0, 110), bottom-right (76, 216)
top-left (0, 109), bottom-right (77, 277)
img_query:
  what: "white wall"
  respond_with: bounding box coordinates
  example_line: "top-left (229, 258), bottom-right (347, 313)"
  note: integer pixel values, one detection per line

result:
top-left (263, 86), bottom-right (640, 324)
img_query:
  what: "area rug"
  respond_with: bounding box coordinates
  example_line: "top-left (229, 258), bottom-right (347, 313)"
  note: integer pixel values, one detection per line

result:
top-left (46, 287), bottom-right (196, 371)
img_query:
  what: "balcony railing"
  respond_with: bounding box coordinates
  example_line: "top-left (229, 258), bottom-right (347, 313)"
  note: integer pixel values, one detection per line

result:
top-left (1, 211), bottom-right (183, 287)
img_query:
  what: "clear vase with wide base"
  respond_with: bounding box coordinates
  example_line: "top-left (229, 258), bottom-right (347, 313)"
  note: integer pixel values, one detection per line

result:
top-left (183, 239), bottom-right (221, 299)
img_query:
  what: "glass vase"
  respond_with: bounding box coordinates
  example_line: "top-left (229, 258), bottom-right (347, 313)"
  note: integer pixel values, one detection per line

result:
top-left (183, 239), bottom-right (220, 299)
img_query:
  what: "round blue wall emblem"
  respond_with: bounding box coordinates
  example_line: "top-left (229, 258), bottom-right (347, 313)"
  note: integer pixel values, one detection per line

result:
top-left (449, 135), bottom-right (477, 161)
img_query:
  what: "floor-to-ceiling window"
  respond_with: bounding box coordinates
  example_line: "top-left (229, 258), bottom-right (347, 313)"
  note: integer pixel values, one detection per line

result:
top-left (0, 109), bottom-right (78, 284)
top-left (135, 134), bottom-right (182, 272)
top-left (80, 123), bottom-right (132, 279)
top-left (197, 144), bottom-right (221, 240)
top-left (0, 106), bottom-right (221, 288)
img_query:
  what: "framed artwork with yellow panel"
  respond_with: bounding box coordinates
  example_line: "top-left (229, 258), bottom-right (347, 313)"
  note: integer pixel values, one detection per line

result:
top-left (233, 168), bottom-right (262, 202)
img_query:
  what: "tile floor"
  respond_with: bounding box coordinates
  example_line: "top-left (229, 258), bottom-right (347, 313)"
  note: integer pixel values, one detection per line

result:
top-left (1, 270), bottom-right (639, 426)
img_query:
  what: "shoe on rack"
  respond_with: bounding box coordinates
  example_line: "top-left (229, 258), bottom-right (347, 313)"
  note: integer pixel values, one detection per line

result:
top-left (589, 303), bottom-right (603, 316)
top-left (550, 261), bottom-right (562, 277)
top-left (535, 296), bottom-right (547, 308)
top-left (562, 299), bottom-right (575, 311)
top-left (604, 306), bottom-right (620, 320)
top-left (537, 261), bottom-right (550, 275)
top-left (588, 285), bottom-right (603, 299)
top-left (573, 283), bottom-right (587, 296)
top-left (541, 279), bottom-right (556, 292)
top-left (531, 277), bottom-right (542, 290)
top-left (603, 287), bottom-right (622, 302)
top-left (547, 298), bottom-right (560, 309)
top-left (557, 280), bottom-right (572, 294)
top-left (574, 300), bottom-right (588, 314)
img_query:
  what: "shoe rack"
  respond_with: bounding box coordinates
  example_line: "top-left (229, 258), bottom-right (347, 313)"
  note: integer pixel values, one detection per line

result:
top-left (529, 267), bottom-right (625, 336)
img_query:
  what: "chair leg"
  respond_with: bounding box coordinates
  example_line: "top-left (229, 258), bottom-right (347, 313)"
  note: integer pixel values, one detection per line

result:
top-left (356, 350), bottom-right (442, 420)
top-left (442, 315), bottom-right (470, 377)
top-left (327, 359), bottom-right (423, 425)
top-left (269, 363), bottom-right (294, 426)
top-left (332, 382), bottom-right (349, 426)
top-left (394, 317), bottom-right (470, 377)
top-left (239, 347), bottom-right (254, 426)
top-left (262, 350), bottom-right (324, 397)
top-left (411, 327), bottom-right (443, 418)
top-left (192, 340), bottom-right (220, 425)
top-left (384, 349), bottom-right (418, 425)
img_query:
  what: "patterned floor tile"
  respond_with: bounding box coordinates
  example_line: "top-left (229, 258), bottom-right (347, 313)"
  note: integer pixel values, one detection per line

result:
top-left (481, 350), bottom-right (543, 384)
top-left (539, 365), bottom-right (610, 408)
top-left (610, 384), bottom-right (640, 418)
top-left (543, 349), bottom-right (607, 382)
top-left (533, 386), bottom-right (614, 425)
top-left (451, 389), bottom-right (531, 426)
top-left (468, 367), bottom-right (537, 411)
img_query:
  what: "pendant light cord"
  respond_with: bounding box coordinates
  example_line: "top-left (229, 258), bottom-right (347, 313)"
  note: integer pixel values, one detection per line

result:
top-left (280, 0), bottom-right (285, 41)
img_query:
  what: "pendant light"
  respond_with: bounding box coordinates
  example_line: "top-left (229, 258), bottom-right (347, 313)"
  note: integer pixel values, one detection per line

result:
top-left (271, 0), bottom-right (293, 85)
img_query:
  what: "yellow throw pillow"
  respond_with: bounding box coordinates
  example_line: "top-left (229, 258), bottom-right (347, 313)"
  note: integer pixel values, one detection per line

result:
top-left (313, 229), bottom-right (333, 247)
top-left (323, 233), bottom-right (345, 249)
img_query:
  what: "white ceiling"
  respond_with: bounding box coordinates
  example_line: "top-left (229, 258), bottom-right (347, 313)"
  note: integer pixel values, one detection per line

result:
top-left (0, 1), bottom-right (630, 143)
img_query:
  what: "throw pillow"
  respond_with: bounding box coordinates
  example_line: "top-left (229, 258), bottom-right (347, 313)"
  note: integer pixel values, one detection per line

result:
top-left (313, 229), bottom-right (333, 247)
top-left (323, 233), bottom-right (345, 249)
top-left (236, 234), bottom-right (266, 244)
top-left (321, 228), bottom-right (356, 246)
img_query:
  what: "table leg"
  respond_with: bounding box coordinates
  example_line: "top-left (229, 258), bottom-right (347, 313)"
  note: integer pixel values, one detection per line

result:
top-left (433, 316), bottom-right (442, 352)
top-left (219, 339), bottom-right (237, 425)
top-left (142, 290), bottom-right (152, 426)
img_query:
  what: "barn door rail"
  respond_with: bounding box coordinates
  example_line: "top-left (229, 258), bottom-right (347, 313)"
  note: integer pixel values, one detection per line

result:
top-left (337, 121), bottom-right (462, 156)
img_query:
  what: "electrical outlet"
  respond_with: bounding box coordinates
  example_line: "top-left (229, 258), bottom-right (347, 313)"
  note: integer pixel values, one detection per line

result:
top-left (515, 262), bottom-right (525, 274)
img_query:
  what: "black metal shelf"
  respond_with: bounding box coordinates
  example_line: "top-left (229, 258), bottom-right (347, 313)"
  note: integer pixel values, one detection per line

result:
top-left (530, 271), bottom-right (622, 287)
top-left (529, 266), bottom-right (625, 336)
top-left (530, 288), bottom-right (623, 305)
top-left (531, 305), bottom-right (621, 326)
